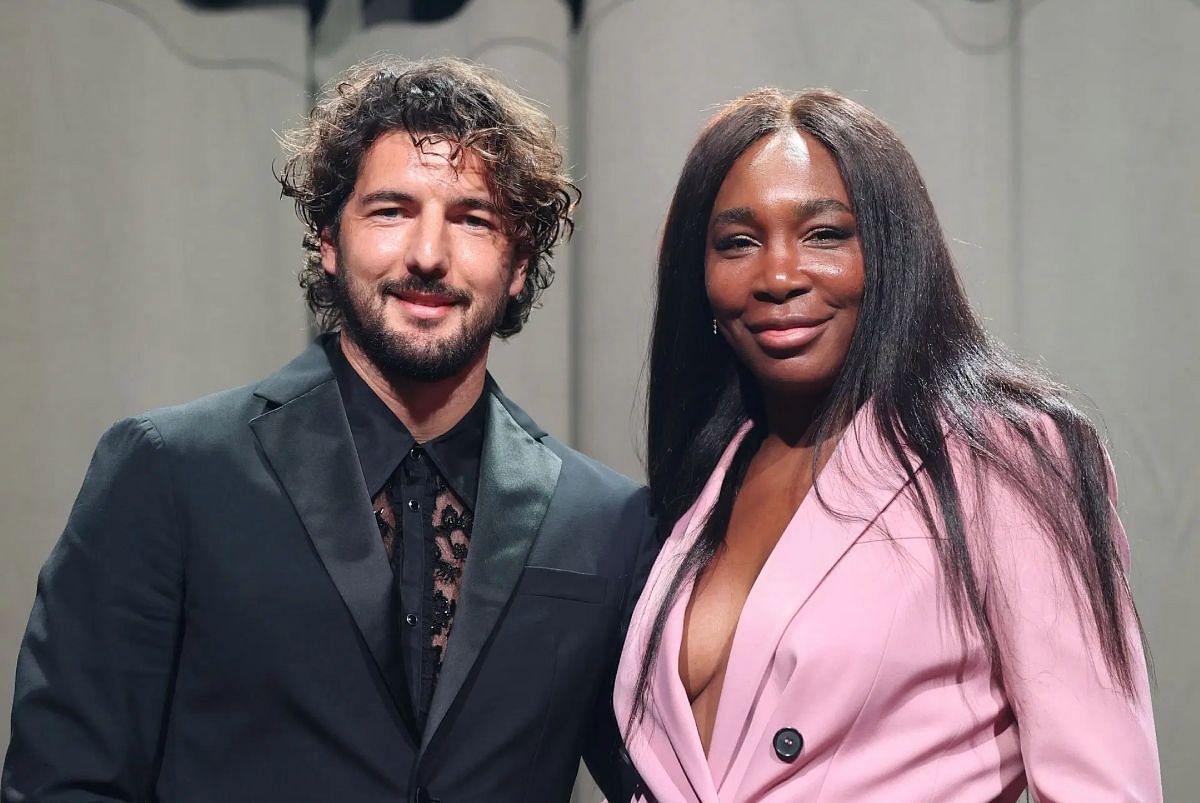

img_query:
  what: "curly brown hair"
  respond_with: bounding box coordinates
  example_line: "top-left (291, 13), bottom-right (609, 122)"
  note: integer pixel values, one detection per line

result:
top-left (277, 55), bottom-right (578, 337)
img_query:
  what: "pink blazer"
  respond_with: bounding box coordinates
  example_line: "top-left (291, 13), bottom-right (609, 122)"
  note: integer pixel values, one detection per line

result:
top-left (614, 414), bottom-right (1160, 802)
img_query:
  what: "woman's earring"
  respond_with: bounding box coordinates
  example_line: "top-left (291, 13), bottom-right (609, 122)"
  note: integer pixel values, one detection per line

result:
top-left (712, 319), bottom-right (718, 335)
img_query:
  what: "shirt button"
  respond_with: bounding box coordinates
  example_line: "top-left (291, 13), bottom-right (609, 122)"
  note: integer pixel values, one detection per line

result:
top-left (409, 447), bottom-right (422, 459)
top-left (405, 613), bottom-right (419, 627)
top-left (408, 499), bottom-right (420, 512)
top-left (773, 727), bottom-right (803, 762)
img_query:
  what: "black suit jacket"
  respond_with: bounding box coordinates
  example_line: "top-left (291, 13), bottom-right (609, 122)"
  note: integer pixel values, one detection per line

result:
top-left (3, 341), bottom-right (655, 803)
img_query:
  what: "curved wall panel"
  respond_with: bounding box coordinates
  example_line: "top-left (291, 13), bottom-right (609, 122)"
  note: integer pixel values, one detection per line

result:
top-left (0, 0), bottom-right (310, 754)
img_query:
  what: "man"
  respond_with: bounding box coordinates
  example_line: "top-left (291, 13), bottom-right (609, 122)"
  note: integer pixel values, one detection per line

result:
top-left (3, 57), bottom-right (653, 803)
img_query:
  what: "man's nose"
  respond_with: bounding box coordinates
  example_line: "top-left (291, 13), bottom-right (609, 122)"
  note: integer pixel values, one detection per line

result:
top-left (404, 212), bottom-right (450, 277)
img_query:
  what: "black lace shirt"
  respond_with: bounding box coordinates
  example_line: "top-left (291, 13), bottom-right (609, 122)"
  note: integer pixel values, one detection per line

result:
top-left (326, 337), bottom-right (483, 732)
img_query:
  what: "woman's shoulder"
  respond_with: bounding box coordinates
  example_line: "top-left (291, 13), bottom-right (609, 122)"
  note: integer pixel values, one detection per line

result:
top-left (942, 404), bottom-right (1110, 489)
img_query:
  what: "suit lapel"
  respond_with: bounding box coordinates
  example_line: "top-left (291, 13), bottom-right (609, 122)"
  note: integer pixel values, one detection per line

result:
top-left (620, 427), bottom-right (751, 803)
top-left (249, 344), bottom-right (416, 733)
top-left (706, 411), bottom-right (920, 790)
top-left (656, 573), bottom-right (723, 803)
top-left (421, 391), bottom-right (562, 751)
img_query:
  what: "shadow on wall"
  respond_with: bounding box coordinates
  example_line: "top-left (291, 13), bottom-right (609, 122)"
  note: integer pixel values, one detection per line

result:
top-left (180, 0), bottom-right (580, 28)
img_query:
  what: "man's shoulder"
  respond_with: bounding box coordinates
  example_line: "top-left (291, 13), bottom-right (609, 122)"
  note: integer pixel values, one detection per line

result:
top-left (539, 436), bottom-right (655, 542)
top-left (109, 382), bottom-right (267, 460)
top-left (140, 381), bottom-right (264, 430)
top-left (80, 382), bottom-right (272, 485)
top-left (132, 340), bottom-right (333, 444)
top-left (541, 435), bottom-right (643, 499)
top-left (486, 381), bottom-right (646, 508)
top-left (533, 436), bottom-right (656, 576)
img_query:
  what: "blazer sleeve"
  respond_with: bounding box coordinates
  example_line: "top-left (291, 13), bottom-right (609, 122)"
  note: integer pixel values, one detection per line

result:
top-left (582, 488), bottom-right (659, 803)
top-left (2, 417), bottom-right (185, 802)
top-left (986, 453), bottom-right (1161, 802)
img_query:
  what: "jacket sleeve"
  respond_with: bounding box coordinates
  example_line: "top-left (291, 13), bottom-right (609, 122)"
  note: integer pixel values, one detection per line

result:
top-left (2, 417), bottom-right (185, 802)
top-left (582, 487), bottom-right (659, 803)
top-left (986, 453), bottom-right (1161, 802)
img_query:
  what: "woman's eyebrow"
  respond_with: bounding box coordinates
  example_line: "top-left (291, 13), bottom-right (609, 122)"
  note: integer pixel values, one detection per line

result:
top-left (794, 197), bottom-right (852, 219)
top-left (710, 206), bottom-right (753, 227)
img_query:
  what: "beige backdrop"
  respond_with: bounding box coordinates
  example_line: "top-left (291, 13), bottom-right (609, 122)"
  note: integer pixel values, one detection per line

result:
top-left (2, 0), bottom-right (1197, 799)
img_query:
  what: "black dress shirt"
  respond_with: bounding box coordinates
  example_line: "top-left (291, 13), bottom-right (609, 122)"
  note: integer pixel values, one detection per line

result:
top-left (325, 337), bottom-right (485, 732)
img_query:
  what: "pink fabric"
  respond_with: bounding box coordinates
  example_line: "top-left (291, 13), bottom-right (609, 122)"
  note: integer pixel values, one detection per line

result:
top-left (614, 414), bottom-right (1160, 802)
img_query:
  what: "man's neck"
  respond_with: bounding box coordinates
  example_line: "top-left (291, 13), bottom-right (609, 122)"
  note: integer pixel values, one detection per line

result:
top-left (338, 332), bottom-right (488, 443)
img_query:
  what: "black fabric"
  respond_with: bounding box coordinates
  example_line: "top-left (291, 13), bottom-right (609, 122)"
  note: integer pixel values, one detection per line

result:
top-left (363, 0), bottom-right (467, 25)
top-left (565, 0), bottom-right (584, 28)
top-left (1, 337), bottom-right (657, 803)
top-left (325, 336), bottom-right (483, 508)
top-left (182, 0), bottom-right (328, 21)
top-left (181, 0), bottom-right (580, 30)
top-left (325, 336), bottom-right (484, 729)
top-left (361, 0), bottom-right (583, 28)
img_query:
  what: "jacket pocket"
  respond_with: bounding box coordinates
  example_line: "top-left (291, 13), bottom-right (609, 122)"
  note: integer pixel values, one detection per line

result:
top-left (517, 566), bottom-right (608, 603)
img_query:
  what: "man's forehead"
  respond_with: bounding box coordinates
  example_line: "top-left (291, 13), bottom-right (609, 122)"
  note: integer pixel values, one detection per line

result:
top-left (366, 130), bottom-right (490, 185)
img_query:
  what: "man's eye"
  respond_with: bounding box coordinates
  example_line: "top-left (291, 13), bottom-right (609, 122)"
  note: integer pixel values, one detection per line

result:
top-left (463, 215), bottom-right (494, 229)
top-left (372, 208), bottom-right (401, 218)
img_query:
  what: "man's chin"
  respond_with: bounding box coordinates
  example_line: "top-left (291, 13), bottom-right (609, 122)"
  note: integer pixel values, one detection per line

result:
top-left (358, 332), bottom-right (478, 383)
top-left (338, 297), bottom-right (500, 383)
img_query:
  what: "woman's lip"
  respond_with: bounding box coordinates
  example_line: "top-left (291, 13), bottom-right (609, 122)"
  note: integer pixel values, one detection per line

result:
top-left (751, 319), bottom-right (828, 351)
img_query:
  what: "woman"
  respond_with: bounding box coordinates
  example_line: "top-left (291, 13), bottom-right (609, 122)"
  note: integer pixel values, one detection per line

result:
top-left (614, 89), bottom-right (1160, 801)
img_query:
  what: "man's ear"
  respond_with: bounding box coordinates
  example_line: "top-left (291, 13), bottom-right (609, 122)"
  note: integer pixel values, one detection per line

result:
top-left (319, 227), bottom-right (338, 275)
top-left (508, 255), bottom-right (529, 299)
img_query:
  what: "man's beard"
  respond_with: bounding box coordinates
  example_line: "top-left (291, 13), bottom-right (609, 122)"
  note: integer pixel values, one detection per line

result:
top-left (330, 265), bottom-right (509, 383)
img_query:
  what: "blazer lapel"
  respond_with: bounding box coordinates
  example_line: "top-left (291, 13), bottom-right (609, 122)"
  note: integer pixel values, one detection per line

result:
top-left (656, 574), bottom-right (723, 803)
top-left (707, 411), bottom-right (921, 790)
top-left (420, 391), bottom-right (562, 752)
top-left (619, 427), bottom-right (752, 803)
top-left (248, 344), bottom-right (416, 733)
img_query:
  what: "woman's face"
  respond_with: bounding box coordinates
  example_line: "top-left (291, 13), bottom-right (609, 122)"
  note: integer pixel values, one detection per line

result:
top-left (705, 128), bottom-right (865, 399)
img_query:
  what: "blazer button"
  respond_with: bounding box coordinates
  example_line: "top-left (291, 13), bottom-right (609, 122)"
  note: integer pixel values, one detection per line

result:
top-left (773, 727), bottom-right (804, 762)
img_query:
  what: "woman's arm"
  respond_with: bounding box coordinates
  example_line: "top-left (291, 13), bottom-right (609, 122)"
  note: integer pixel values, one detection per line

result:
top-left (986, 450), bottom-right (1161, 802)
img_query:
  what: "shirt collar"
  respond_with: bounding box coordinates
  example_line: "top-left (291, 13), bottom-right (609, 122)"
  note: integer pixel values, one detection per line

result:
top-left (324, 336), bottom-right (485, 509)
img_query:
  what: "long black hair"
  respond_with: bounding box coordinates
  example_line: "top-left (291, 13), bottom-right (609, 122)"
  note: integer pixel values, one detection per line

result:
top-left (633, 88), bottom-right (1142, 726)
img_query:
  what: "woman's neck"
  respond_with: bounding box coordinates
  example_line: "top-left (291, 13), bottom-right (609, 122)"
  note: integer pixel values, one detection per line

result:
top-left (759, 387), bottom-right (828, 447)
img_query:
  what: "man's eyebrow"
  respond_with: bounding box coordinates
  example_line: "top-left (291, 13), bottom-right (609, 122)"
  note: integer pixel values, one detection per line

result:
top-left (454, 196), bottom-right (499, 215)
top-left (355, 191), bottom-right (498, 216)
top-left (358, 190), bottom-right (415, 206)
top-left (795, 198), bottom-right (853, 218)
top-left (710, 206), bottom-right (754, 227)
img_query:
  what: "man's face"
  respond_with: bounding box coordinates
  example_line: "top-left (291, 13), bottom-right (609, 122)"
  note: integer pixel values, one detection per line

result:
top-left (321, 130), bottom-right (527, 382)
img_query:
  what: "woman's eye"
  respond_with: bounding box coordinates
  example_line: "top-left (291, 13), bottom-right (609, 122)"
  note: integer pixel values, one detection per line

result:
top-left (808, 226), bottom-right (852, 243)
top-left (713, 234), bottom-right (757, 252)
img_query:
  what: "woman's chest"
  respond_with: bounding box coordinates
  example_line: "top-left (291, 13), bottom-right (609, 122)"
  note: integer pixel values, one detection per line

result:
top-left (725, 524), bottom-right (1002, 759)
top-left (680, 481), bottom-right (808, 702)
